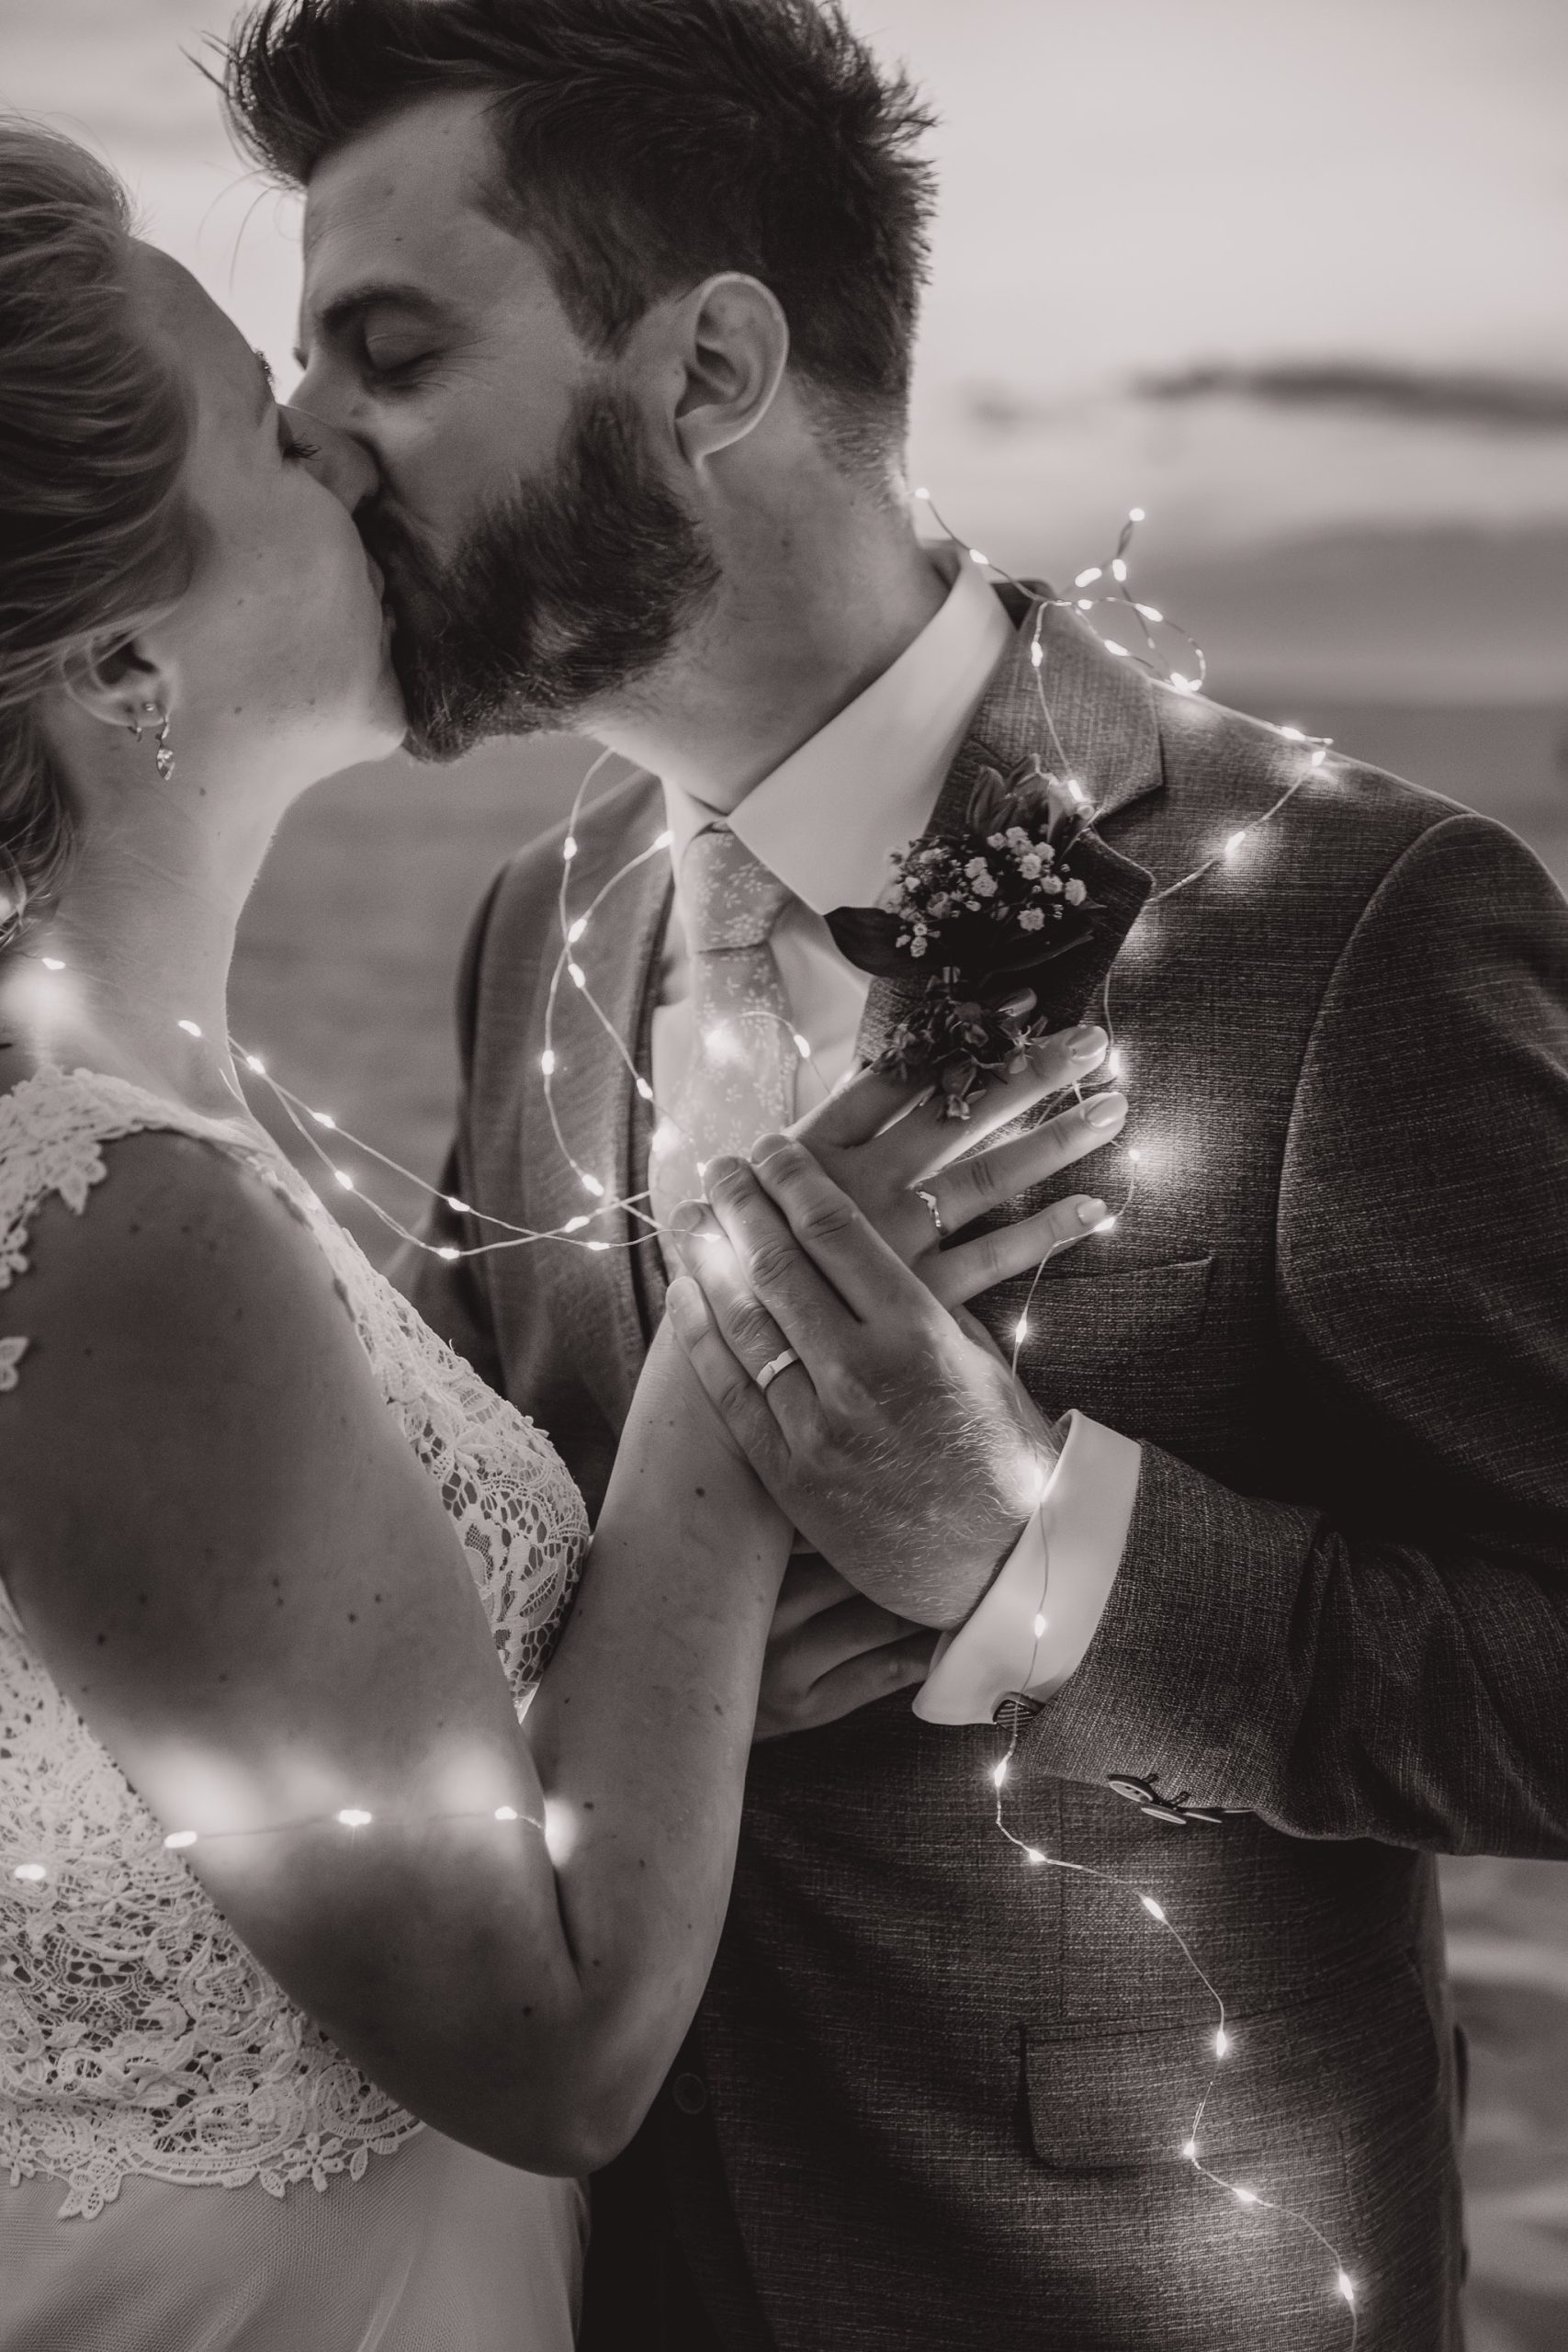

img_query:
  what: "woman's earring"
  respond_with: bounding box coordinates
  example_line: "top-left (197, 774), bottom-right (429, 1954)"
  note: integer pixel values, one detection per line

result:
top-left (133, 699), bottom-right (174, 780)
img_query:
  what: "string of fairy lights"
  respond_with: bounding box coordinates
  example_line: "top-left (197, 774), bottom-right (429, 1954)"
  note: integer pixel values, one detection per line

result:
top-left (7, 500), bottom-right (1362, 2335)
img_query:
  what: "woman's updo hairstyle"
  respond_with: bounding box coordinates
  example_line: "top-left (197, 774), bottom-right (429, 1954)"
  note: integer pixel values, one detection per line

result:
top-left (0, 122), bottom-right (195, 947)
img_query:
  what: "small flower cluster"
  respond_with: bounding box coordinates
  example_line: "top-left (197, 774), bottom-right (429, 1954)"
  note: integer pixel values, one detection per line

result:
top-left (886, 819), bottom-right (1088, 962)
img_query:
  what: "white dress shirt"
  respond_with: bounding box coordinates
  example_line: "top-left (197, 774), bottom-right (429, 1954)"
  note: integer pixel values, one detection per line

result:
top-left (652, 551), bottom-right (1142, 1723)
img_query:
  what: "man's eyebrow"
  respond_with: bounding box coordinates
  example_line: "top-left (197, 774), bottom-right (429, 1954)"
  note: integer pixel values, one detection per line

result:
top-left (295, 281), bottom-right (449, 368)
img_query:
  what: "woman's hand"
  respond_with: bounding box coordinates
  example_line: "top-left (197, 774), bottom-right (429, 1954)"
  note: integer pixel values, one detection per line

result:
top-left (786, 1013), bottom-right (1124, 1306)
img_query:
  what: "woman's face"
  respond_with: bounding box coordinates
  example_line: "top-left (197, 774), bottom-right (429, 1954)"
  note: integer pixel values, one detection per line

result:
top-left (132, 248), bottom-right (405, 790)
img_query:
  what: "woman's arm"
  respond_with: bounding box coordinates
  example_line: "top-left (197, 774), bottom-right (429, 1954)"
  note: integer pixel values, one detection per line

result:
top-left (0, 1131), bottom-right (785, 2176)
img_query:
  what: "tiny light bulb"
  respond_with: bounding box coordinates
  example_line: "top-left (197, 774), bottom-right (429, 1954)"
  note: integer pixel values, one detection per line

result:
top-left (564, 1216), bottom-right (590, 1234)
top-left (581, 1174), bottom-right (605, 1198)
top-left (446, 1196), bottom-right (470, 1215)
top-left (567, 917), bottom-right (588, 944)
top-left (1129, 506), bottom-right (1146, 522)
top-left (793, 1032), bottom-right (812, 1059)
top-left (1140, 1894), bottom-right (1166, 1921)
top-left (914, 485), bottom-right (931, 501)
top-left (1093, 1215), bottom-right (1120, 1234)
top-left (1224, 830), bottom-right (1247, 860)
top-left (1181, 2137), bottom-right (1199, 2161)
top-left (540, 1049), bottom-right (557, 1077)
top-left (494, 1805), bottom-right (519, 1823)
top-left (1136, 604), bottom-right (1163, 623)
top-left (164, 1830), bottom-right (198, 1850)
top-left (1077, 598), bottom-right (1095, 612)
top-left (1030, 640), bottom-right (1043, 668)
top-left (1234, 2187), bottom-right (1259, 2208)
top-left (1126, 1147), bottom-right (1142, 1164)
top-left (562, 836), bottom-right (578, 862)
top-left (312, 1111), bottom-right (336, 1130)
top-left (1075, 567), bottom-right (1102, 588)
top-left (1310, 747), bottom-right (1328, 768)
top-left (13, 1862), bottom-right (47, 1883)
top-left (1336, 2273), bottom-right (1356, 2306)
top-left (1168, 672), bottom-right (1192, 694)
top-left (336, 1808), bottom-right (372, 1829)
top-left (969, 548), bottom-right (990, 567)
top-left (1277, 725), bottom-right (1306, 742)
top-left (41, 956), bottom-right (66, 971)
top-left (1104, 639), bottom-right (1130, 658)
top-left (1013, 1317), bottom-right (1031, 1345)
top-left (991, 1760), bottom-right (1010, 1789)
top-left (653, 829), bottom-right (674, 851)
top-left (636, 1077), bottom-right (654, 1102)
top-left (1111, 559), bottom-right (1128, 582)
top-left (587, 1240), bottom-right (611, 1254)
top-left (246, 1055), bottom-right (266, 1076)
top-left (1024, 1847), bottom-right (1047, 1865)
top-left (437, 1246), bottom-right (460, 1262)
top-left (1105, 1047), bottom-right (1124, 1080)
top-left (569, 963), bottom-right (586, 989)
top-left (334, 1170), bottom-right (355, 1192)
top-left (1066, 779), bottom-right (1088, 805)
top-left (1032, 1612), bottom-right (1048, 1639)
top-left (1214, 2027), bottom-right (1231, 2058)
top-left (178, 1020), bottom-right (203, 1038)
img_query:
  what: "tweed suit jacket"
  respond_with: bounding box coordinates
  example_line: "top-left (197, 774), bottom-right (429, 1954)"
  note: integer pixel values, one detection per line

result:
top-left (407, 592), bottom-right (1568, 2351)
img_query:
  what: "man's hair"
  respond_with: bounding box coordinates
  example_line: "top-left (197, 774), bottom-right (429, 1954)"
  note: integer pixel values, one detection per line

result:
top-left (222, 0), bottom-right (937, 472)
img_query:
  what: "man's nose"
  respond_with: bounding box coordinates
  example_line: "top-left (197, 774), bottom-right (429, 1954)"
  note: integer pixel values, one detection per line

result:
top-left (289, 407), bottom-right (380, 512)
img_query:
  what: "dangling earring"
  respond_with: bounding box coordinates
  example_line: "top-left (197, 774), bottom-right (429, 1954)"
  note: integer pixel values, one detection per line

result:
top-left (131, 698), bottom-right (174, 781)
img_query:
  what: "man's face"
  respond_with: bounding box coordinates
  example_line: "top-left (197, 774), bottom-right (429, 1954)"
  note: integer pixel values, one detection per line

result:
top-left (294, 92), bottom-right (715, 759)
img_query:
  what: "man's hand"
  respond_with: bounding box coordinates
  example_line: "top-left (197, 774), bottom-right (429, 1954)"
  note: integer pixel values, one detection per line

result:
top-left (664, 1143), bottom-right (1064, 1630)
top-left (756, 1550), bottom-right (936, 1739)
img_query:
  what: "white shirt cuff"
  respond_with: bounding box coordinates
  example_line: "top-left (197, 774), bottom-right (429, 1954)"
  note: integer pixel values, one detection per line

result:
top-left (913, 1413), bottom-right (1143, 1726)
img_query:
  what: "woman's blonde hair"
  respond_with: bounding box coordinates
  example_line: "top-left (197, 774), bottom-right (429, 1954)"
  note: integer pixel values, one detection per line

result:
top-left (0, 123), bottom-right (194, 944)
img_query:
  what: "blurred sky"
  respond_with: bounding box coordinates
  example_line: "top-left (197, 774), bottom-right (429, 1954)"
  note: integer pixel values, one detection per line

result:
top-left (4, 0), bottom-right (1567, 694)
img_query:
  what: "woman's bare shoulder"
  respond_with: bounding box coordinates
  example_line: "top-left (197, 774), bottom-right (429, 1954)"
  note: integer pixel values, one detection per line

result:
top-left (0, 1117), bottom-right (366, 1476)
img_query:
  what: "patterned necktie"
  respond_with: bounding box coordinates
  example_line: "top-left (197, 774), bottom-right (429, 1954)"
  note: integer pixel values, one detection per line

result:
top-left (649, 822), bottom-right (796, 1259)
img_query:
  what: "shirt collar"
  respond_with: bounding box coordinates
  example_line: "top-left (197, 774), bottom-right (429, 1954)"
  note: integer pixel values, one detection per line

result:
top-left (660, 548), bottom-right (1014, 916)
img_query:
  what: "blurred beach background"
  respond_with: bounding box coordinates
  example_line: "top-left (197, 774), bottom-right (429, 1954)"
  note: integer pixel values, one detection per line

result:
top-left (5, 2), bottom-right (1567, 2341)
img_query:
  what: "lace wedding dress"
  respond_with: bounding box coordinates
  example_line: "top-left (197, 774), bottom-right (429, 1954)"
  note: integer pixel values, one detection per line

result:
top-left (0, 1066), bottom-right (591, 2351)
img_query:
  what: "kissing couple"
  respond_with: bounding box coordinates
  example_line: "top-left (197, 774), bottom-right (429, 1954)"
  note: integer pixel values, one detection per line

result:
top-left (2, 4), bottom-right (1566, 2348)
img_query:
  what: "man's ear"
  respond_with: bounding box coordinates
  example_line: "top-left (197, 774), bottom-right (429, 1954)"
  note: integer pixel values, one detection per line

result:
top-left (668, 273), bottom-right (791, 469)
top-left (57, 630), bottom-right (173, 735)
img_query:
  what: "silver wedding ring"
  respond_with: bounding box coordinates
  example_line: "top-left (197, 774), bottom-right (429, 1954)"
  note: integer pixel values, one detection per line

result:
top-left (755, 1348), bottom-right (801, 1394)
top-left (914, 1185), bottom-right (946, 1238)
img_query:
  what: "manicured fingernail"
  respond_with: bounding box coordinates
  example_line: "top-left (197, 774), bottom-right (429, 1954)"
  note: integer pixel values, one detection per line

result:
top-left (1083, 1092), bottom-right (1126, 1129)
top-left (751, 1131), bottom-right (793, 1166)
top-left (1077, 1197), bottom-right (1109, 1226)
top-left (670, 1200), bottom-right (705, 1237)
top-left (1067, 1025), bottom-right (1107, 1061)
top-left (705, 1153), bottom-right (744, 1188)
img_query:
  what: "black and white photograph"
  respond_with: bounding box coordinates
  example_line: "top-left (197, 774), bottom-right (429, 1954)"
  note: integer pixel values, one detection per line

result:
top-left (1, 4), bottom-right (1566, 2347)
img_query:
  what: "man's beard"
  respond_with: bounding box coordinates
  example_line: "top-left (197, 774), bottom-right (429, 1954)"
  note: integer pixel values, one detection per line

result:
top-left (362, 385), bottom-right (719, 763)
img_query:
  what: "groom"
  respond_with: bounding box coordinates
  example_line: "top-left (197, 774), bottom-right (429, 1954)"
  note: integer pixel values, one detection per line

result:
top-left (228, 2), bottom-right (1568, 2345)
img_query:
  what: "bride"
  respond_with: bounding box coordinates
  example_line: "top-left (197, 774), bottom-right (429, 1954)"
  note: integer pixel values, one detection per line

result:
top-left (0, 127), bottom-right (1110, 2350)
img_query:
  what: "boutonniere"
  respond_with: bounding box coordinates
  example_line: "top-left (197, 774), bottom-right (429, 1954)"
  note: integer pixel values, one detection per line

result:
top-left (827, 756), bottom-right (1100, 1118)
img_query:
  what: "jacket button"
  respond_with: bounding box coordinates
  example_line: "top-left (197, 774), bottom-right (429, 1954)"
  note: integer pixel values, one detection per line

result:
top-left (671, 2072), bottom-right (709, 2115)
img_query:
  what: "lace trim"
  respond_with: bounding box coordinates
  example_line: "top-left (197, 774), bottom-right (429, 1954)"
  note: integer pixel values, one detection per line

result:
top-left (0, 1065), bottom-right (588, 2214)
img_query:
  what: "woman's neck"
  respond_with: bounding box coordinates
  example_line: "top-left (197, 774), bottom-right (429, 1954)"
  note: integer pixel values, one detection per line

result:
top-left (2, 787), bottom-right (273, 1118)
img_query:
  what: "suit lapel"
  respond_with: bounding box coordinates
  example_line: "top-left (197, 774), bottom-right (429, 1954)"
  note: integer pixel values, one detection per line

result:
top-left (522, 789), bottom-right (672, 1430)
top-left (855, 586), bottom-right (1163, 1065)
